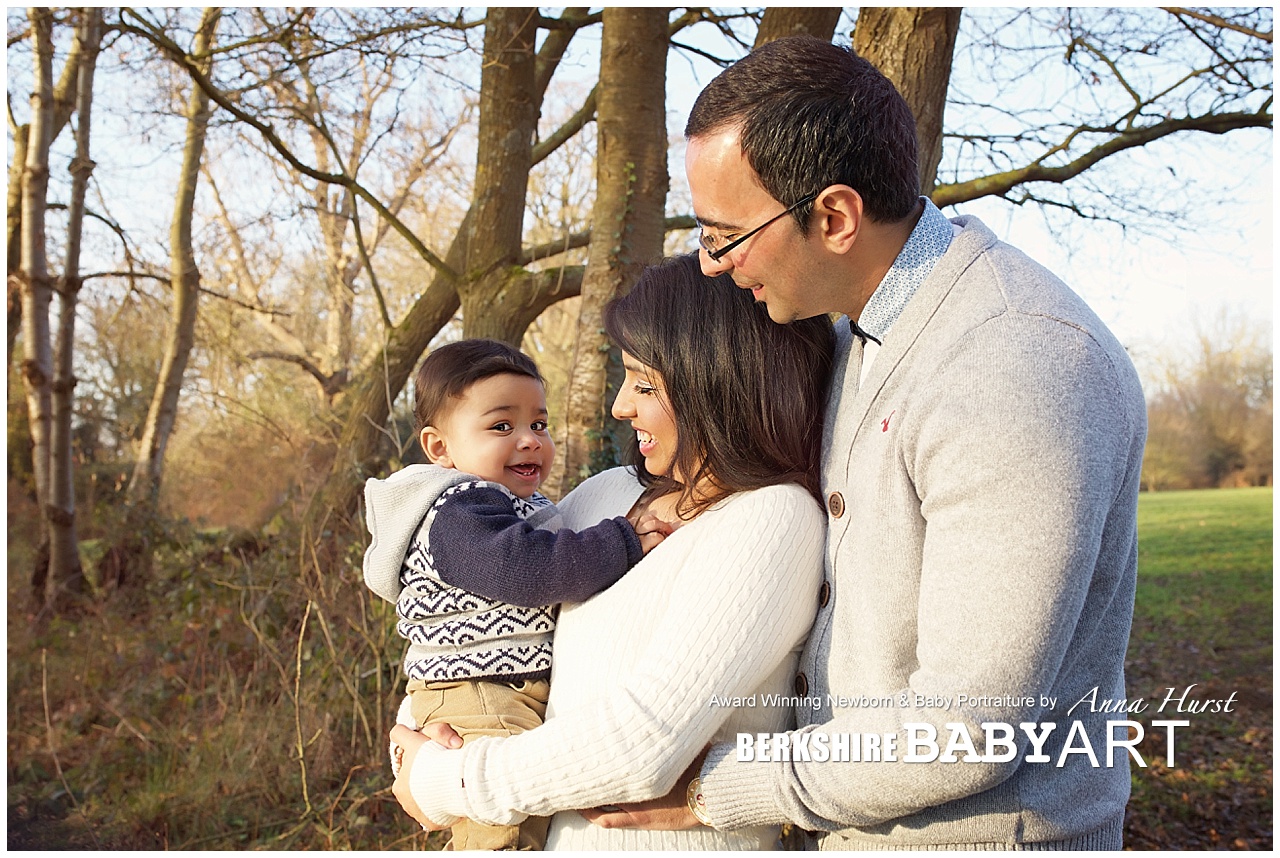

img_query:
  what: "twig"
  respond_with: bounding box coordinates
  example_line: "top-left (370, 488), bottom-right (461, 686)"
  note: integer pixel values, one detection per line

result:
top-left (314, 605), bottom-right (374, 749)
top-left (99, 699), bottom-right (155, 748)
top-left (293, 601), bottom-right (314, 818)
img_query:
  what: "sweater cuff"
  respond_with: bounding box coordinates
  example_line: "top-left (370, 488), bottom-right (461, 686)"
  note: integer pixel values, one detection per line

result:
top-left (408, 741), bottom-right (466, 827)
top-left (613, 516), bottom-right (644, 567)
top-left (700, 740), bottom-right (790, 830)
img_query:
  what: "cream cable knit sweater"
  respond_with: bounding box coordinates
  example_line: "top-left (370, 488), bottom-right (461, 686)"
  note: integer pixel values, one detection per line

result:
top-left (410, 467), bottom-right (826, 850)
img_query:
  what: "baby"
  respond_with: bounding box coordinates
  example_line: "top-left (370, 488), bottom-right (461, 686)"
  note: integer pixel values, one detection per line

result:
top-left (363, 338), bottom-right (665, 850)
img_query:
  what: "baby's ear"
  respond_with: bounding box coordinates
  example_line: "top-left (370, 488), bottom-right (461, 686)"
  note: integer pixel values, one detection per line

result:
top-left (420, 426), bottom-right (453, 469)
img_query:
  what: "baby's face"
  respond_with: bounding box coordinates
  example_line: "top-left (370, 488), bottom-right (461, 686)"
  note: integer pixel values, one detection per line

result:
top-left (422, 373), bottom-right (555, 498)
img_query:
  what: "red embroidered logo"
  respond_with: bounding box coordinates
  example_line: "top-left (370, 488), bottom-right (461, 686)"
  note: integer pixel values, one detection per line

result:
top-left (881, 410), bottom-right (896, 433)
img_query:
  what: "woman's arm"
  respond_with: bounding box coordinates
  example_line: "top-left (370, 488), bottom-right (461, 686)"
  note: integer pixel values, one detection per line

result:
top-left (405, 485), bottom-right (826, 827)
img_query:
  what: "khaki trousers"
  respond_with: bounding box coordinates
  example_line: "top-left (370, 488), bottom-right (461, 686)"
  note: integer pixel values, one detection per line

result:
top-left (407, 678), bottom-right (551, 851)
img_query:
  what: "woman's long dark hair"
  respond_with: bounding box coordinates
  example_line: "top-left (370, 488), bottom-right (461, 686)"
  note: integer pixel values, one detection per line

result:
top-left (603, 253), bottom-right (835, 517)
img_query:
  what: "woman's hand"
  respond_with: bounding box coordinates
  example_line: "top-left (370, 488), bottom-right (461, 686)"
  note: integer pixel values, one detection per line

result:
top-left (390, 723), bottom-right (464, 830)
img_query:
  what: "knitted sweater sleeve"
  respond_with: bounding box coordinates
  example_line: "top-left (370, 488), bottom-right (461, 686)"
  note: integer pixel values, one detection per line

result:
top-left (428, 484), bottom-right (643, 607)
top-left (408, 484), bottom-right (826, 825)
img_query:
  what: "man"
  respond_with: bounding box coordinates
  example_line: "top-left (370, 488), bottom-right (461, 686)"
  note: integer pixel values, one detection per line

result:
top-left (589, 35), bottom-right (1146, 849)
top-left (394, 36), bottom-right (1146, 850)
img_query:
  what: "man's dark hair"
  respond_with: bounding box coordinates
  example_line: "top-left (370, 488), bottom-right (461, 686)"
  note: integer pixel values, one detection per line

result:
top-left (413, 339), bottom-right (543, 431)
top-left (685, 35), bottom-right (919, 226)
top-left (603, 254), bottom-right (834, 516)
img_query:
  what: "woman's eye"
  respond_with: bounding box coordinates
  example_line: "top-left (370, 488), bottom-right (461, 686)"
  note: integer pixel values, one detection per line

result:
top-left (634, 384), bottom-right (657, 396)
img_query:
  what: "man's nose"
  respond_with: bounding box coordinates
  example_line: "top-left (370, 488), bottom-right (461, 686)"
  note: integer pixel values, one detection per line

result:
top-left (699, 246), bottom-right (735, 278)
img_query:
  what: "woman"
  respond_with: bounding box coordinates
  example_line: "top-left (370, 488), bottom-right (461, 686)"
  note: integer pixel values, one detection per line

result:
top-left (393, 254), bottom-right (834, 849)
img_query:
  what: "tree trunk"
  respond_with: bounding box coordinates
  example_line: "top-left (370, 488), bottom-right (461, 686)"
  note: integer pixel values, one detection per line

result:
top-left (118, 8), bottom-right (220, 586)
top-left (754, 7), bottom-right (842, 46)
top-left (455, 8), bottom-right (540, 342)
top-left (545, 7), bottom-right (670, 499)
top-left (20, 8), bottom-right (57, 605)
top-left (7, 125), bottom-right (30, 365)
top-left (8, 28), bottom-right (85, 365)
top-left (852, 8), bottom-right (962, 196)
top-left (47, 8), bottom-right (103, 610)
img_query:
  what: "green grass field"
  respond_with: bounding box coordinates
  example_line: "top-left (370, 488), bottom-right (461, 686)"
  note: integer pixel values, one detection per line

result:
top-left (7, 486), bottom-right (1273, 849)
top-left (1123, 487), bottom-right (1272, 849)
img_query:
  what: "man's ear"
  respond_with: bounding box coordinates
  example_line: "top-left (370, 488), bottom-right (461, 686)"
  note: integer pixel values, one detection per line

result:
top-left (420, 426), bottom-right (453, 469)
top-left (812, 185), bottom-right (863, 255)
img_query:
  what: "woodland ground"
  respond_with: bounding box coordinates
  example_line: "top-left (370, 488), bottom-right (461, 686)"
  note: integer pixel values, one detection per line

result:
top-left (6, 486), bottom-right (1273, 850)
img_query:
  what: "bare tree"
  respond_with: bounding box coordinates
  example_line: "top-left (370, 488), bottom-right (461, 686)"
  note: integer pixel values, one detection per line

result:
top-left (1143, 313), bottom-right (1272, 490)
top-left (17, 7), bottom-right (57, 602)
top-left (99, 8), bottom-right (223, 590)
top-left (7, 13), bottom-right (86, 364)
top-left (546, 7), bottom-right (671, 498)
top-left (45, 8), bottom-right (104, 610)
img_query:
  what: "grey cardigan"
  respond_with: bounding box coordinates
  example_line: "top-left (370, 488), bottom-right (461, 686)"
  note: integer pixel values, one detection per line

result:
top-left (701, 215), bottom-right (1147, 849)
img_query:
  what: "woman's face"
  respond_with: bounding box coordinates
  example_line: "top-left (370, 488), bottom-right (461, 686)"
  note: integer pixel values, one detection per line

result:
top-left (612, 352), bottom-right (681, 481)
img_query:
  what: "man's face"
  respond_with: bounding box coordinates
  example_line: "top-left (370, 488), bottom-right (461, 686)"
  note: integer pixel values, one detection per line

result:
top-left (685, 128), bottom-right (831, 324)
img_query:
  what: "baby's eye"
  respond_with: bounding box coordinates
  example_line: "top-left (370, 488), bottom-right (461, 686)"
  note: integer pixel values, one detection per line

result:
top-left (490, 421), bottom-right (513, 432)
top-left (532, 420), bottom-right (549, 432)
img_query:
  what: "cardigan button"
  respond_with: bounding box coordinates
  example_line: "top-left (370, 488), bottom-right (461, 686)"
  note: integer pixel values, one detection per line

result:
top-left (794, 672), bottom-right (809, 697)
top-left (827, 492), bottom-right (845, 518)
top-left (818, 580), bottom-right (830, 608)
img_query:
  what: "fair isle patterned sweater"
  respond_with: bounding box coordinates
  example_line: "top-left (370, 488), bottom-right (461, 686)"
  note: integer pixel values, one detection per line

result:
top-left (362, 464), bottom-right (642, 683)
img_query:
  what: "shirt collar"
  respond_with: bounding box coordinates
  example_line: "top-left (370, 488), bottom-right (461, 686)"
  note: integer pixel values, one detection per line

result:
top-left (854, 197), bottom-right (953, 342)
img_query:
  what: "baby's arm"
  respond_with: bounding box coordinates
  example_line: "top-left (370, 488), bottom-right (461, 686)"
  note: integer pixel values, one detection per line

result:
top-left (427, 484), bottom-right (645, 607)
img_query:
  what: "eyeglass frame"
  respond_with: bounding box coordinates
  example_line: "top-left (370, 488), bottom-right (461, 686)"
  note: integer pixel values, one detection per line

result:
top-left (698, 192), bottom-right (819, 261)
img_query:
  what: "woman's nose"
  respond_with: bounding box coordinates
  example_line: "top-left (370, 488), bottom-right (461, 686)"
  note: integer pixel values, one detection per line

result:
top-left (611, 389), bottom-right (634, 420)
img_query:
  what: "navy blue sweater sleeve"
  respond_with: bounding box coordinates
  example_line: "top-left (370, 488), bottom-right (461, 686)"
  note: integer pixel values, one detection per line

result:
top-left (427, 485), bottom-right (643, 607)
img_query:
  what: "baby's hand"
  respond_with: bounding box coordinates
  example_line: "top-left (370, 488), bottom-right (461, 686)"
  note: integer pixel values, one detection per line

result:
top-left (634, 513), bottom-right (674, 555)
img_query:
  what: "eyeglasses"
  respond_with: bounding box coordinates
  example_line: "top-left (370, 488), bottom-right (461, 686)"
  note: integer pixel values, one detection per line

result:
top-left (698, 193), bottom-right (818, 261)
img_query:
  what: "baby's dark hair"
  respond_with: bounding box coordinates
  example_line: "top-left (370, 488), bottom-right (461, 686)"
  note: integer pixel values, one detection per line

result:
top-left (413, 339), bottom-right (543, 432)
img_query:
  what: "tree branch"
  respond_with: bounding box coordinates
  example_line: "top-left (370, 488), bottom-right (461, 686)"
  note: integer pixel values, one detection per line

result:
top-left (933, 109), bottom-right (1273, 208)
top-left (531, 86), bottom-right (597, 167)
top-left (1161, 7), bottom-right (1273, 43)
top-left (520, 216), bottom-right (698, 265)
top-left (117, 9), bottom-right (459, 284)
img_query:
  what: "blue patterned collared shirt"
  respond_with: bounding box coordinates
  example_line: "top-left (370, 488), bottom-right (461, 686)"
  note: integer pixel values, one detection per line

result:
top-left (856, 197), bottom-right (954, 342)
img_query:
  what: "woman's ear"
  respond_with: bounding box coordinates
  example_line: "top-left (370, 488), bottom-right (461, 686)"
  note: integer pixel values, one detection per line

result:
top-left (812, 185), bottom-right (863, 255)
top-left (420, 426), bottom-right (453, 469)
